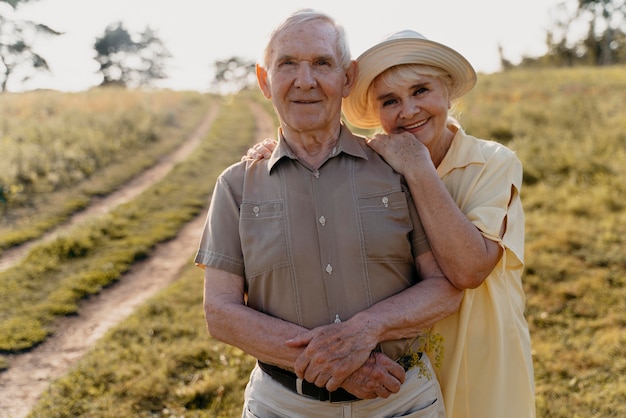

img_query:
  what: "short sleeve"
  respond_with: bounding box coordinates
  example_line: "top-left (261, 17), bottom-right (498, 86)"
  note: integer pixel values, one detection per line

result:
top-left (194, 165), bottom-right (246, 276)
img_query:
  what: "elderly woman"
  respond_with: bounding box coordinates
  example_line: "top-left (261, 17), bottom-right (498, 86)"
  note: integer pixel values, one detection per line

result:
top-left (341, 30), bottom-right (536, 418)
top-left (247, 29), bottom-right (535, 417)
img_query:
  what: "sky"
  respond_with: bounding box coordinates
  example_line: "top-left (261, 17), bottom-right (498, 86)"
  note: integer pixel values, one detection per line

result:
top-left (7, 0), bottom-right (571, 92)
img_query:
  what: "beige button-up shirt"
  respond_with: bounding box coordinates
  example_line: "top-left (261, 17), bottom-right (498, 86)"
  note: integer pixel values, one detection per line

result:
top-left (196, 126), bottom-right (430, 359)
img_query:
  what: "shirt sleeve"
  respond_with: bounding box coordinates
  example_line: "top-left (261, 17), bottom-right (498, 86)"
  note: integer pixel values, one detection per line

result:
top-left (463, 149), bottom-right (524, 268)
top-left (194, 166), bottom-right (246, 276)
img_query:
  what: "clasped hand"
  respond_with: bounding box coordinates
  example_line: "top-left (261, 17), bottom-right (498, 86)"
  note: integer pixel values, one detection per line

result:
top-left (286, 321), bottom-right (406, 399)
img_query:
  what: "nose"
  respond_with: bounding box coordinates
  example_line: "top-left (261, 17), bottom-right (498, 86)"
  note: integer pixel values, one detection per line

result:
top-left (399, 100), bottom-right (420, 119)
top-left (294, 62), bottom-right (316, 89)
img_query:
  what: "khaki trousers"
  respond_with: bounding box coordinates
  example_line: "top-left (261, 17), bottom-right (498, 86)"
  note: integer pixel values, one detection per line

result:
top-left (242, 355), bottom-right (446, 418)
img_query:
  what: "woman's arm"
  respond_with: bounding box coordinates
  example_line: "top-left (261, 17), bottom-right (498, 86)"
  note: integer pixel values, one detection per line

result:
top-left (246, 134), bottom-right (503, 289)
top-left (366, 132), bottom-right (503, 289)
top-left (287, 251), bottom-right (463, 392)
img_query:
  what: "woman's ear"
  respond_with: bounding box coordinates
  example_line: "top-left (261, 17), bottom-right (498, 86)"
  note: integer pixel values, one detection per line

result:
top-left (256, 64), bottom-right (272, 99)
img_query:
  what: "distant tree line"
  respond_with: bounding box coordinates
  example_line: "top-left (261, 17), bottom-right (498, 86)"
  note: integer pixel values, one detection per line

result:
top-left (501, 0), bottom-right (625, 69)
top-left (0, 0), bottom-right (624, 93)
top-left (0, 0), bottom-right (58, 91)
top-left (210, 56), bottom-right (256, 94)
top-left (0, 0), bottom-right (170, 92)
top-left (94, 22), bottom-right (170, 88)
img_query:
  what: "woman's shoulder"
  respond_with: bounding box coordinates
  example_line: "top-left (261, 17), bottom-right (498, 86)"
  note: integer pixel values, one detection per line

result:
top-left (462, 131), bottom-right (519, 163)
top-left (449, 119), bottom-right (514, 157)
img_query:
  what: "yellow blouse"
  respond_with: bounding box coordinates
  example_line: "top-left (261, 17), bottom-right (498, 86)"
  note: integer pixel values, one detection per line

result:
top-left (430, 122), bottom-right (536, 417)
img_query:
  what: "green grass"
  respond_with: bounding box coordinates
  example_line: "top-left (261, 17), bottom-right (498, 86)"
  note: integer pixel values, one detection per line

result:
top-left (0, 93), bottom-right (256, 353)
top-left (464, 66), bottom-right (626, 418)
top-left (0, 88), bottom-right (212, 252)
top-left (29, 262), bottom-right (255, 418)
top-left (2, 67), bottom-right (625, 417)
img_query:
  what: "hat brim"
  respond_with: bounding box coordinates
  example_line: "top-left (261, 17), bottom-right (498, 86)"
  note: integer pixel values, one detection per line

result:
top-left (343, 36), bottom-right (477, 129)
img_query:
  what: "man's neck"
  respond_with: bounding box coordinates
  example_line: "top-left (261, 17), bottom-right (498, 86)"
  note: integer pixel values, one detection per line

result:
top-left (281, 125), bottom-right (342, 169)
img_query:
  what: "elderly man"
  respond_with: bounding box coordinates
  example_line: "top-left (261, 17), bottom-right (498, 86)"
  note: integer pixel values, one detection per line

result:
top-left (195, 9), bottom-right (460, 417)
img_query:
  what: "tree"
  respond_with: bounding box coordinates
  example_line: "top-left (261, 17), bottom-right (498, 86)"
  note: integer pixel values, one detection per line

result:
top-left (540, 0), bottom-right (626, 67)
top-left (0, 0), bottom-right (61, 92)
top-left (0, 0), bottom-right (38, 7)
top-left (578, 0), bottom-right (626, 64)
top-left (94, 22), bottom-right (171, 88)
top-left (211, 56), bottom-right (256, 94)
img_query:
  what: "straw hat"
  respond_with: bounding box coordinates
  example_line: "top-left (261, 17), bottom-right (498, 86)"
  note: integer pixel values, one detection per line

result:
top-left (343, 30), bottom-right (477, 129)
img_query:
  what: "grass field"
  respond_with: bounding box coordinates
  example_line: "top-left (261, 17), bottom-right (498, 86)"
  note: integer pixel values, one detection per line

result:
top-left (1, 66), bottom-right (625, 417)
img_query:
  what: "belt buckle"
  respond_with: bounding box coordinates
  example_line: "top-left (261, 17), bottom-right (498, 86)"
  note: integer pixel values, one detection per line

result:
top-left (296, 377), bottom-right (304, 396)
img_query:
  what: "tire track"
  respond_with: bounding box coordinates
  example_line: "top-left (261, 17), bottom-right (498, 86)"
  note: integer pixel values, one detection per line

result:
top-left (0, 105), bottom-right (218, 273)
top-left (0, 101), bottom-right (275, 418)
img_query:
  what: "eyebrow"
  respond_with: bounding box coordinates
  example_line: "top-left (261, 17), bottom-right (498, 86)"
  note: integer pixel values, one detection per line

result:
top-left (275, 54), bottom-right (336, 64)
top-left (375, 91), bottom-right (396, 102)
top-left (315, 55), bottom-right (336, 62)
top-left (376, 81), bottom-right (430, 101)
top-left (274, 54), bottom-right (294, 63)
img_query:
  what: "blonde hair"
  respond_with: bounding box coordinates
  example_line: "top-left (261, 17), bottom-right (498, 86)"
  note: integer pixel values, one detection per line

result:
top-left (369, 64), bottom-right (452, 100)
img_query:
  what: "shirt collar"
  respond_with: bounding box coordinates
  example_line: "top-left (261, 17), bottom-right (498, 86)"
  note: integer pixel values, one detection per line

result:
top-left (267, 124), bottom-right (367, 172)
top-left (437, 120), bottom-right (486, 176)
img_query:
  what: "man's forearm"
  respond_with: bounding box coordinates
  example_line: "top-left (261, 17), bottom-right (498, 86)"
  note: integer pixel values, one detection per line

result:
top-left (205, 297), bottom-right (308, 371)
top-left (287, 273), bottom-right (462, 392)
top-left (206, 297), bottom-right (406, 397)
top-left (350, 274), bottom-right (463, 344)
top-left (203, 266), bottom-right (307, 370)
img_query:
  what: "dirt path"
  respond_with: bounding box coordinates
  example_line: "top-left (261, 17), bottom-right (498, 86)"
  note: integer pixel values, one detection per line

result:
top-left (0, 105), bottom-right (218, 274)
top-left (0, 101), bottom-right (275, 418)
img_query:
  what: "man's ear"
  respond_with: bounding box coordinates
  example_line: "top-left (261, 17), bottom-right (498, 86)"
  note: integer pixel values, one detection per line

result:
top-left (342, 60), bottom-right (358, 98)
top-left (256, 64), bottom-right (272, 99)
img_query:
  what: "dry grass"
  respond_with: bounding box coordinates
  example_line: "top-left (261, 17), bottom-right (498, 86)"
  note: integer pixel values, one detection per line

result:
top-left (3, 66), bottom-right (625, 417)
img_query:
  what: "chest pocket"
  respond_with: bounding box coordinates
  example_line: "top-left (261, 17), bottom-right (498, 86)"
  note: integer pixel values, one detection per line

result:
top-left (358, 191), bottom-right (414, 261)
top-left (240, 200), bottom-right (288, 278)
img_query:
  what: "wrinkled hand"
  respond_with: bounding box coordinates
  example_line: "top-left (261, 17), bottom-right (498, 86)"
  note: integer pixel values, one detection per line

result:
top-left (341, 352), bottom-right (406, 399)
top-left (366, 132), bottom-right (431, 175)
top-left (241, 138), bottom-right (277, 161)
top-left (286, 321), bottom-right (379, 392)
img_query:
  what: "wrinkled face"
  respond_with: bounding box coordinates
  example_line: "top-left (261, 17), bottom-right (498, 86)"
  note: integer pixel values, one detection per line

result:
top-left (257, 20), bottom-right (353, 134)
top-left (372, 72), bottom-right (450, 150)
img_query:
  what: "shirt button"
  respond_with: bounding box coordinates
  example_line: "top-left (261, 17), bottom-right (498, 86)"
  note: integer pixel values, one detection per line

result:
top-left (325, 264), bottom-right (333, 274)
top-left (313, 170), bottom-right (320, 178)
top-left (319, 216), bottom-right (326, 226)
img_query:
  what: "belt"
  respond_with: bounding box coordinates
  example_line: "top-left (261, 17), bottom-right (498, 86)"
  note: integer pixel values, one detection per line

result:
top-left (258, 361), bottom-right (359, 402)
top-left (257, 353), bottom-right (421, 403)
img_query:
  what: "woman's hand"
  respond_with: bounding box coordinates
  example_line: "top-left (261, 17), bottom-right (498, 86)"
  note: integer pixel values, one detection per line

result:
top-left (286, 317), bottom-right (380, 392)
top-left (287, 325), bottom-right (405, 398)
top-left (241, 138), bottom-right (277, 161)
top-left (366, 133), bottom-right (432, 175)
top-left (341, 352), bottom-right (405, 399)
